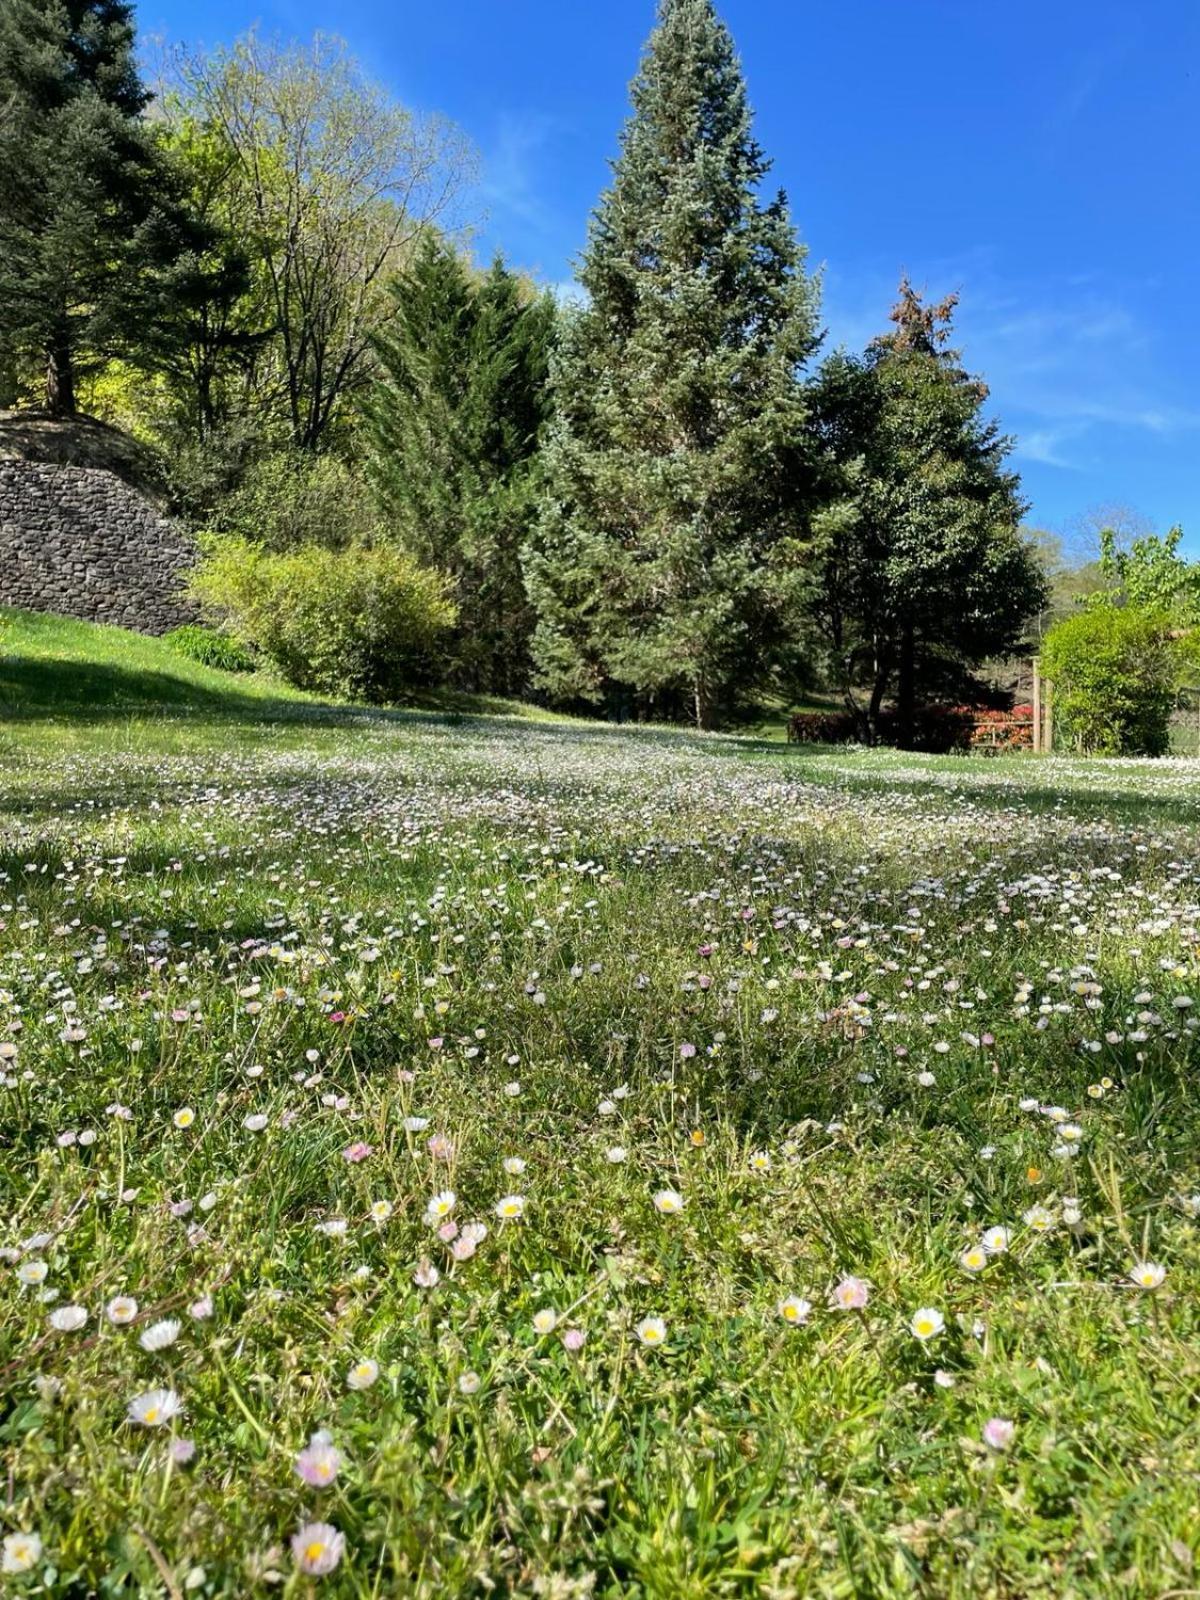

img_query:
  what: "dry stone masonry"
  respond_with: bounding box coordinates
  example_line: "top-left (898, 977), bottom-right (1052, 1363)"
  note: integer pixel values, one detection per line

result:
top-left (0, 460), bottom-right (197, 634)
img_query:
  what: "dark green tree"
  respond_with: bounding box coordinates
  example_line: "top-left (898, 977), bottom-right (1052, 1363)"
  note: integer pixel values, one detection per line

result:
top-left (807, 281), bottom-right (1048, 743)
top-left (526, 0), bottom-right (819, 729)
top-left (365, 235), bottom-right (555, 695)
top-left (0, 0), bottom-right (190, 415)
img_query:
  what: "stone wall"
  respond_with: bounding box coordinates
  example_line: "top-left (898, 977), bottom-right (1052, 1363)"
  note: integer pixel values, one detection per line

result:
top-left (0, 460), bottom-right (197, 634)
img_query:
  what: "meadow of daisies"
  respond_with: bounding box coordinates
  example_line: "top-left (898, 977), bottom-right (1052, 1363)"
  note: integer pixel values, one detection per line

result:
top-left (3, 706), bottom-right (1200, 1597)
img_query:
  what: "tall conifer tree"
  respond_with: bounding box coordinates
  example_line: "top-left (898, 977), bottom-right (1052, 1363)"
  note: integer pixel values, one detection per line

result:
top-left (0, 0), bottom-right (185, 413)
top-left (366, 236), bottom-right (555, 695)
top-left (526, 0), bottom-right (818, 728)
top-left (807, 282), bottom-right (1048, 742)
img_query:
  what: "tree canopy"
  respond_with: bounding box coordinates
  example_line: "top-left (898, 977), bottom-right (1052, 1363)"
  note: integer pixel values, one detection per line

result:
top-left (526, 0), bottom-right (819, 727)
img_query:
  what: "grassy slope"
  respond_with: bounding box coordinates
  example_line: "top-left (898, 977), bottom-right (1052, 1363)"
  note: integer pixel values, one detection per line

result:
top-left (0, 607), bottom-right (563, 723)
top-left (2, 617), bottom-right (1200, 1595)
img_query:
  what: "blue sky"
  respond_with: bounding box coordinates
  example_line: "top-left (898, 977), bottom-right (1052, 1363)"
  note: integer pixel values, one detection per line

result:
top-left (140, 0), bottom-right (1200, 551)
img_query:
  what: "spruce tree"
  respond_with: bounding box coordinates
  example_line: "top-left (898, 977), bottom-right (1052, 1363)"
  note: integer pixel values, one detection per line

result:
top-left (807, 282), bottom-right (1049, 743)
top-left (0, 0), bottom-right (186, 414)
top-left (365, 236), bottom-right (555, 695)
top-left (525, 0), bottom-right (818, 728)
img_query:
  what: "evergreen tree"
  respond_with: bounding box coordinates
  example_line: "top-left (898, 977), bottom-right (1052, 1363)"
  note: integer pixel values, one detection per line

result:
top-left (526, 0), bottom-right (818, 729)
top-left (365, 235), bottom-right (555, 696)
top-left (0, 0), bottom-right (188, 414)
top-left (807, 281), bottom-right (1049, 742)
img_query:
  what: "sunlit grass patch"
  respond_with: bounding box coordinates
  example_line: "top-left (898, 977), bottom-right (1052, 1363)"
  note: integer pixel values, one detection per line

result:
top-left (1, 707), bottom-right (1200, 1595)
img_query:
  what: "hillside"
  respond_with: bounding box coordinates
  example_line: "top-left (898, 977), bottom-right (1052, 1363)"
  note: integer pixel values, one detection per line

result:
top-left (0, 607), bottom-right (563, 723)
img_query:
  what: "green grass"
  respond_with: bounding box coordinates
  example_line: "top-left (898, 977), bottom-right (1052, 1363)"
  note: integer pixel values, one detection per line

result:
top-left (2, 617), bottom-right (1200, 1596)
top-left (0, 607), bottom-right (563, 724)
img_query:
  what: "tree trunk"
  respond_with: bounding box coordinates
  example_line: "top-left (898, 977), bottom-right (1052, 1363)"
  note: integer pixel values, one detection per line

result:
top-left (694, 680), bottom-right (717, 732)
top-left (866, 636), bottom-right (891, 744)
top-left (46, 323), bottom-right (76, 418)
top-left (896, 622), bottom-right (915, 748)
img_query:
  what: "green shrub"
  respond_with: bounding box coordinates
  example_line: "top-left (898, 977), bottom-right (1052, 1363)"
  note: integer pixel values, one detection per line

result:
top-left (164, 625), bottom-right (257, 674)
top-left (1041, 605), bottom-right (1177, 756)
top-left (221, 448), bottom-right (382, 551)
top-left (188, 537), bottom-right (457, 703)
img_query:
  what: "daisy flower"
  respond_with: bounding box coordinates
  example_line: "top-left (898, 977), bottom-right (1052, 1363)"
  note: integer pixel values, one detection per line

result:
top-left (981, 1226), bottom-right (1010, 1255)
top-left (960, 1245), bottom-right (988, 1274)
top-left (653, 1189), bottom-right (685, 1214)
top-left (2, 1532), bottom-right (42, 1574)
top-left (495, 1195), bottom-right (526, 1221)
top-left (295, 1434), bottom-right (342, 1487)
top-left (909, 1307), bottom-right (945, 1341)
top-left (829, 1276), bottom-right (870, 1311)
top-left (346, 1358), bottom-right (380, 1390)
top-left (1129, 1261), bottom-right (1166, 1290)
top-left (982, 1417), bottom-right (1015, 1451)
top-left (532, 1307), bottom-right (557, 1334)
top-left (172, 1108), bottom-right (195, 1129)
top-left (291, 1522), bottom-right (345, 1576)
top-left (425, 1191), bottom-right (456, 1224)
top-left (636, 1316), bottom-right (667, 1347)
top-left (127, 1388), bottom-right (183, 1427)
top-left (106, 1295), bottom-right (139, 1325)
top-left (139, 1319), bottom-right (181, 1352)
top-left (50, 1304), bottom-right (87, 1332)
top-left (777, 1296), bottom-right (812, 1326)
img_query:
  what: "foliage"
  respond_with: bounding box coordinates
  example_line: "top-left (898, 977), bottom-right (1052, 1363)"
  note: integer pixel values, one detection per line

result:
top-left (1093, 524), bottom-right (1200, 627)
top-left (170, 34), bottom-right (475, 452)
top-left (967, 703), bottom-right (1035, 752)
top-left (213, 448), bottom-right (385, 551)
top-left (189, 535), bottom-right (456, 701)
top-left (1041, 605), bottom-right (1177, 755)
top-left (526, 0), bottom-right (819, 728)
top-left (365, 237), bottom-right (556, 695)
top-left (807, 283), bottom-right (1048, 741)
top-left (163, 623), bottom-right (256, 673)
top-left (0, 0), bottom-right (199, 415)
top-left (4, 695), bottom-right (1200, 1595)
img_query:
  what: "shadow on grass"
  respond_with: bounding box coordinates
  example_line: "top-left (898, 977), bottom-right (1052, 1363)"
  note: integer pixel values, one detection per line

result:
top-left (810, 760), bottom-right (1200, 826)
top-left (0, 657), bottom-right (306, 719)
top-left (0, 655), bottom-right (809, 762)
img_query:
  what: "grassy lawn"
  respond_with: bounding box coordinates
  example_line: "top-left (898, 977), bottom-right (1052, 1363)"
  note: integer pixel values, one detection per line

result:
top-left (3, 619), bottom-right (1200, 1595)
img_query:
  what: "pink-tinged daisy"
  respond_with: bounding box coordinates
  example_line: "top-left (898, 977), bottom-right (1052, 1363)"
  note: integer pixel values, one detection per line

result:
top-left (291, 1522), bottom-right (345, 1576)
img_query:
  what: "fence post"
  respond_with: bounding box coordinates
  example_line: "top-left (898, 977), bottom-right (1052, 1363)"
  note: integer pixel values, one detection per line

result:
top-left (1032, 659), bottom-right (1042, 754)
top-left (1044, 677), bottom-right (1054, 754)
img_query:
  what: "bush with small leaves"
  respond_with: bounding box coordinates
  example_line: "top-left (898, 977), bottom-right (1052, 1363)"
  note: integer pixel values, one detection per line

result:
top-left (189, 537), bottom-right (457, 703)
top-left (1041, 605), bottom-right (1177, 756)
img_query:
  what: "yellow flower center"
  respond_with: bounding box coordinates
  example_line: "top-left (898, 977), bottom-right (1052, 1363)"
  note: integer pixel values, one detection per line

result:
top-left (305, 1541), bottom-right (326, 1563)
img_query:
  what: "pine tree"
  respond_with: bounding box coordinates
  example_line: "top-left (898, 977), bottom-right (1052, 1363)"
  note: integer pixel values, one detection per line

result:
top-left (525, 0), bottom-right (818, 728)
top-left (807, 281), bottom-right (1049, 743)
top-left (0, 0), bottom-right (187, 414)
top-left (365, 236), bottom-right (555, 695)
